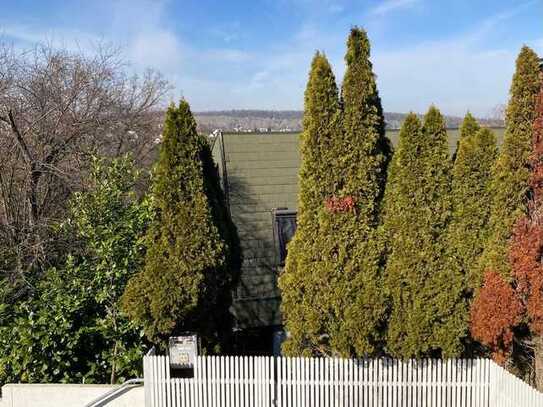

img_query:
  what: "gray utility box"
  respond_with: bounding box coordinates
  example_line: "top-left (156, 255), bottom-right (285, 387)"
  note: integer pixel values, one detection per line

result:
top-left (168, 334), bottom-right (198, 370)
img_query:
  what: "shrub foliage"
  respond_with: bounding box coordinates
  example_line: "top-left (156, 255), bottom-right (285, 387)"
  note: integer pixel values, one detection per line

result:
top-left (471, 63), bottom-right (543, 381)
top-left (469, 271), bottom-right (523, 364)
top-left (448, 120), bottom-right (498, 292)
top-left (476, 46), bottom-right (542, 279)
top-left (330, 27), bottom-right (390, 356)
top-left (452, 112), bottom-right (480, 162)
top-left (0, 156), bottom-right (149, 384)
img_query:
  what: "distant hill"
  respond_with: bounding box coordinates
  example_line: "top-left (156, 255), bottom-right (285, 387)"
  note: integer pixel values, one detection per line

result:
top-left (194, 110), bottom-right (504, 133)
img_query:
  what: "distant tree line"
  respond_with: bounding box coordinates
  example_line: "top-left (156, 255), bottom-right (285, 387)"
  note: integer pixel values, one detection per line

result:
top-left (279, 29), bottom-right (543, 390)
top-left (193, 109), bottom-right (505, 133)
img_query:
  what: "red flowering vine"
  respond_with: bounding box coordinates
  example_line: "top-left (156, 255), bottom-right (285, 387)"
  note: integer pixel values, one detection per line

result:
top-left (324, 195), bottom-right (356, 213)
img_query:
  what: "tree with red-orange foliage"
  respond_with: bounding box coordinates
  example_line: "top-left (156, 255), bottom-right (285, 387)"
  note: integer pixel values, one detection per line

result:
top-left (470, 56), bottom-right (543, 389)
top-left (469, 271), bottom-right (522, 364)
top-left (510, 219), bottom-right (543, 335)
top-left (508, 65), bottom-right (543, 388)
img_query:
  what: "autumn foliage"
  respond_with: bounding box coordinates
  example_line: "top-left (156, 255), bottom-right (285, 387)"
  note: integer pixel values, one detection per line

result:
top-left (509, 71), bottom-right (543, 337)
top-left (510, 218), bottom-right (543, 335)
top-left (470, 271), bottom-right (522, 363)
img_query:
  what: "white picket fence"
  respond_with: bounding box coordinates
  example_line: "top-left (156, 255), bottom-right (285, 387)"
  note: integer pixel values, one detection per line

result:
top-left (143, 355), bottom-right (543, 407)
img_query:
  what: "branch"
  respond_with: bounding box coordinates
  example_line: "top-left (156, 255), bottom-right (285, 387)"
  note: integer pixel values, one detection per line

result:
top-left (7, 110), bottom-right (33, 165)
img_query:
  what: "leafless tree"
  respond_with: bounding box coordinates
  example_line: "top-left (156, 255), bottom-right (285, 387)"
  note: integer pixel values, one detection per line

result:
top-left (0, 42), bottom-right (170, 298)
top-left (490, 103), bottom-right (507, 122)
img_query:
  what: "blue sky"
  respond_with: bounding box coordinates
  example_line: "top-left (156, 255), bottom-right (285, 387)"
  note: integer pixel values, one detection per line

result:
top-left (1, 0), bottom-right (542, 116)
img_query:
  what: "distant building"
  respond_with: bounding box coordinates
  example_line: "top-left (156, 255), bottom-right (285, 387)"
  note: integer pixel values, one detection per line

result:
top-left (210, 128), bottom-right (506, 354)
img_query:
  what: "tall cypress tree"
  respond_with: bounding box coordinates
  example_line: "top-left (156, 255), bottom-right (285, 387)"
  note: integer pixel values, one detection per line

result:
top-left (476, 46), bottom-right (542, 280)
top-left (470, 47), bottom-right (542, 371)
top-left (278, 52), bottom-right (342, 356)
top-left (383, 108), bottom-right (465, 358)
top-left (470, 70), bottom-right (543, 383)
top-left (331, 27), bottom-right (390, 356)
top-left (340, 27), bottom-right (390, 196)
top-left (122, 100), bottom-right (231, 350)
top-left (280, 29), bottom-right (390, 357)
top-left (448, 123), bottom-right (498, 293)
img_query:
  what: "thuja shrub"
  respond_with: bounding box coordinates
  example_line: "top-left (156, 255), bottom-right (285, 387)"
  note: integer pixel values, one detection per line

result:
top-left (448, 122), bottom-right (497, 293)
top-left (476, 46), bottom-right (542, 280)
top-left (383, 107), bottom-right (465, 358)
top-left (278, 52), bottom-right (342, 356)
top-left (470, 271), bottom-right (523, 364)
top-left (470, 47), bottom-right (542, 363)
top-left (122, 100), bottom-right (232, 351)
top-left (279, 28), bottom-right (390, 357)
top-left (470, 54), bottom-right (543, 388)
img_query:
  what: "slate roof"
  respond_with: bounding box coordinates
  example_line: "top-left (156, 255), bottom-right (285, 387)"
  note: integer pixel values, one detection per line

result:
top-left (212, 128), bottom-right (506, 329)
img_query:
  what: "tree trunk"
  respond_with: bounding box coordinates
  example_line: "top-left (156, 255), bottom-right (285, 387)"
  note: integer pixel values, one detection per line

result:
top-left (534, 336), bottom-right (543, 391)
top-left (110, 341), bottom-right (118, 384)
top-left (29, 166), bottom-right (41, 225)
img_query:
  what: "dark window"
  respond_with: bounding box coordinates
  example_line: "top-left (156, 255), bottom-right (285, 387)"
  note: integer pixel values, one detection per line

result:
top-left (273, 209), bottom-right (297, 265)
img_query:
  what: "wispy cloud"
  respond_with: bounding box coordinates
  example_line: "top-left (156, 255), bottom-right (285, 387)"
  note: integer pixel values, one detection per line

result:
top-left (328, 4), bottom-right (344, 14)
top-left (208, 21), bottom-right (242, 44)
top-left (1, 23), bottom-right (103, 53)
top-left (0, 1), bottom-right (250, 95)
top-left (369, 0), bottom-right (421, 17)
top-left (129, 1), bottom-right (539, 114)
top-left (472, 0), bottom-right (538, 39)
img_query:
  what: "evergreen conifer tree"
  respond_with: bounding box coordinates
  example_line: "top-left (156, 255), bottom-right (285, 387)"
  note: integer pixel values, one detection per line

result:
top-left (383, 108), bottom-right (465, 358)
top-left (476, 46), bottom-right (542, 280)
top-left (278, 52), bottom-right (342, 356)
top-left (122, 100), bottom-right (232, 350)
top-left (330, 27), bottom-right (390, 356)
top-left (448, 124), bottom-right (498, 293)
top-left (460, 112), bottom-right (480, 139)
top-left (340, 27), bottom-right (390, 196)
top-left (452, 112), bottom-right (480, 161)
top-left (470, 46), bottom-right (542, 374)
top-left (280, 28), bottom-right (390, 357)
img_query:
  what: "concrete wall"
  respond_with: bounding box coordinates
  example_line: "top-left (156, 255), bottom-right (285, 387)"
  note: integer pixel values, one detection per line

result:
top-left (0, 383), bottom-right (143, 407)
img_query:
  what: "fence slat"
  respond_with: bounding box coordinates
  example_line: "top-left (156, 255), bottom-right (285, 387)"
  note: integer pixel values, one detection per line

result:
top-left (327, 357), bottom-right (331, 407)
top-left (280, 357), bottom-right (285, 407)
top-left (287, 357), bottom-right (292, 407)
top-left (160, 356), bottom-right (164, 407)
